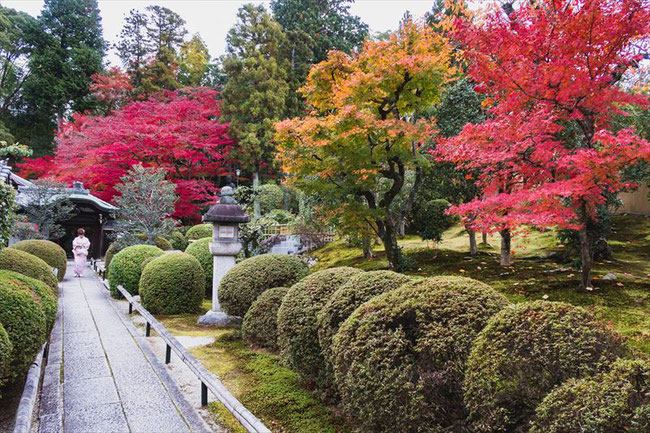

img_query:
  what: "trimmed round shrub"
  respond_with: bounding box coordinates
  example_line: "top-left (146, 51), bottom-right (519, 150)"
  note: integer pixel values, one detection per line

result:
top-left (185, 237), bottom-right (212, 297)
top-left (317, 270), bottom-right (412, 369)
top-left (139, 252), bottom-right (205, 314)
top-left (220, 254), bottom-right (309, 317)
top-left (0, 270), bottom-right (57, 332)
top-left (258, 183), bottom-right (284, 214)
top-left (332, 276), bottom-right (508, 432)
top-left (108, 245), bottom-right (164, 297)
top-left (104, 243), bottom-right (116, 273)
top-left (0, 247), bottom-right (58, 291)
top-left (530, 358), bottom-right (650, 433)
top-left (464, 301), bottom-right (626, 433)
top-left (0, 277), bottom-right (47, 381)
top-left (11, 239), bottom-right (67, 281)
top-left (134, 234), bottom-right (173, 250)
top-left (0, 323), bottom-right (12, 392)
top-left (242, 287), bottom-right (288, 351)
top-left (185, 224), bottom-right (212, 241)
top-left (167, 231), bottom-right (188, 251)
top-left (277, 267), bottom-right (362, 396)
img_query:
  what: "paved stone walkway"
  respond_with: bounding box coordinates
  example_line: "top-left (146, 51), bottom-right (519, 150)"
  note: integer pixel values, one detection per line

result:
top-left (59, 264), bottom-right (209, 433)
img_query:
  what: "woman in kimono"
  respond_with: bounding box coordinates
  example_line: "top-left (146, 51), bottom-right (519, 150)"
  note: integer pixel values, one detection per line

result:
top-left (72, 228), bottom-right (91, 277)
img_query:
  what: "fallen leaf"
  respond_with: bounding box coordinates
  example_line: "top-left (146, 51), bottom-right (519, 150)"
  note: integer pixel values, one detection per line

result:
top-left (542, 294), bottom-right (549, 300)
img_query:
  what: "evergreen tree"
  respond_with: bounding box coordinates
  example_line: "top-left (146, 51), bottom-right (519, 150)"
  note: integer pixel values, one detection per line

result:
top-left (178, 34), bottom-right (210, 86)
top-left (221, 4), bottom-right (289, 217)
top-left (115, 9), bottom-right (148, 89)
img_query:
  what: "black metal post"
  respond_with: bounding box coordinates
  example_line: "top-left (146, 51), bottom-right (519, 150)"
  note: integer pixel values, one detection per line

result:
top-left (128, 303), bottom-right (133, 314)
top-left (165, 344), bottom-right (171, 364)
top-left (145, 322), bottom-right (151, 337)
top-left (201, 382), bottom-right (208, 406)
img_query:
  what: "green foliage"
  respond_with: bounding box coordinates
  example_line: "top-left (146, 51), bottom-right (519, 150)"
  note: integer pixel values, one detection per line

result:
top-left (184, 237), bottom-right (212, 297)
top-left (317, 270), bottom-right (412, 371)
top-left (277, 267), bottom-right (362, 398)
top-left (134, 234), bottom-right (173, 251)
top-left (464, 301), bottom-right (626, 433)
top-left (178, 34), bottom-right (210, 86)
top-left (242, 287), bottom-right (288, 351)
top-left (17, 179), bottom-right (75, 240)
top-left (265, 209), bottom-right (295, 225)
top-left (140, 252), bottom-right (204, 314)
top-left (0, 182), bottom-right (15, 249)
top-left (167, 230), bottom-right (188, 251)
top-left (0, 270), bottom-right (56, 332)
top-left (258, 183), bottom-right (284, 214)
top-left (11, 239), bottom-right (67, 281)
top-left (238, 217), bottom-right (272, 257)
top-left (0, 247), bottom-right (58, 290)
top-left (332, 276), bottom-right (508, 432)
top-left (0, 322), bottom-right (12, 393)
top-left (410, 199), bottom-right (455, 242)
top-left (220, 253), bottom-right (308, 317)
top-left (185, 223), bottom-right (212, 241)
top-left (530, 358), bottom-right (650, 433)
top-left (0, 275), bottom-right (46, 382)
top-left (108, 244), bottom-right (164, 297)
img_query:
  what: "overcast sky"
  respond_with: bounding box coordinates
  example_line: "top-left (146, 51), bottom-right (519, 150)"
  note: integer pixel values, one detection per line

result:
top-left (3, 0), bottom-right (486, 66)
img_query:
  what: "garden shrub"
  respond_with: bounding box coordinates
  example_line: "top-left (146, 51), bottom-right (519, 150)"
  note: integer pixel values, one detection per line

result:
top-left (11, 239), bottom-right (67, 281)
top-left (134, 234), bottom-right (173, 250)
top-left (0, 247), bottom-right (58, 291)
top-left (265, 209), bottom-right (295, 225)
top-left (108, 245), bottom-right (164, 297)
top-left (220, 254), bottom-right (309, 317)
top-left (185, 237), bottom-right (212, 297)
top-left (104, 243), bottom-right (116, 273)
top-left (242, 287), bottom-right (288, 351)
top-left (317, 270), bottom-right (412, 369)
top-left (139, 252), bottom-right (204, 314)
top-left (0, 277), bottom-right (46, 381)
top-left (0, 271), bottom-right (57, 332)
top-left (0, 323), bottom-right (12, 393)
top-left (185, 223), bottom-right (212, 241)
top-left (277, 267), bottom-right (362, 397)
top-left (258, 183), bottom-right (284, 214)
top-left (464, 301), bottom-right (626, 433)
top-left (332, 276), bottom-right (508, 432)
top-left (530, 358), bottom-right (650, 433)
top-left (167, 230), bottom-right (188, 251)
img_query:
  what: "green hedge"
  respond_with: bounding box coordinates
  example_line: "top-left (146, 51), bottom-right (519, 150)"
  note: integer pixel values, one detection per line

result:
top-left (0, 276), bottom-right (46, 382)
top-left (167, 231), bottom-right (188, 251)
top-left (185, 224), bottom-right (212, 241)
top-left (277, 267), bottom-right (362, 399)
top-left (220, 254), bottom-right (309, 317)
top-left (139, 253), bottom-right (205, 314)
top-left (108, 245), bottom-right (164, 297)
top-left (242, 287), bottom-right (288, 351)
top-left (530, 358), bottom-right (650, 433)
top-left (317, 270), bottom-right (412, 371)
top-left (464, 301), bottom-right (626, 433)
top-left (0, 270), bottom-right (57, 332)
top-left (134, 234), bottom-right (173, 251)
top-left (0, 323), bottom-right (12, 394)
top-left (11, 239), bottom-right (67, 281)
top-left (332, 276), bottom-right (508, 432)
top-left (0, 247), bottom-right (58, 291)
top-left (184, 237), bottom-right (212, 297)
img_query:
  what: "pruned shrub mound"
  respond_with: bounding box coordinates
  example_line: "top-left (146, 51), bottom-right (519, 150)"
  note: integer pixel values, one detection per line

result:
top-left (0, 277), bottom-right (46, 381)
top-left (464, 301), bottom-right (626, 433)
top-left (332, 276), bottom-right (508, 432)
top-left (108, 245), bottom-right (164, 297)
top-left (317, 270), bottom-right (412, 369)
top-left (185, 237), bottom-right (212, 297)
top-left (135, 234), bottom-right (173, 251)
top-left (0, 271), bottom-right (57, 332)
top-left (530, 358), bottom-right (650, 433)
top-left (139, 253), bottom-right (204, 314)
top-left (185, 223), bottom-right (212, 241)
top-left (220, 254), bottom-right (309, 317)
top-left (104, 243), bottom-right (117, 274)
top-left (167, 231), bottom-right (188, 251)
top-left (0, 323), bottom-right (12, 392)
top-left (11, 239), bottom-right (67, 281)
top-left (0, 247), bottom-right (58, 291)
top-left (277, 267), bottom-right (362, 397)
top-left (242, 287), bottom-right (288, 351)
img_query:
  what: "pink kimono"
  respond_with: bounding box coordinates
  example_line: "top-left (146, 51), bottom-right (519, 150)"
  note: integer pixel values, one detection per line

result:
top-left (72, 236), bottom-right (90, 277)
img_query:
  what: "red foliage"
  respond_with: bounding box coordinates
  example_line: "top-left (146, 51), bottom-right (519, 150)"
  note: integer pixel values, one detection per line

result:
top-left (19, 88), bottom-right (233, 221)
top-left (437, 0), bottom-right (650, 234)
top-left (90, 67), bottom-right (134, 113)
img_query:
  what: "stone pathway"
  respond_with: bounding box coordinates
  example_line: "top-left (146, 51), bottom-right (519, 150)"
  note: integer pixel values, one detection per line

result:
top-left (58, 263), bottom-right (210, 433)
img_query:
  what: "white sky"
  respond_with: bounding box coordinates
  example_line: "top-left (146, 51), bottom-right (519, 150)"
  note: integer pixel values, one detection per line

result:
top-left (3, 0), bottom-right (485, 66)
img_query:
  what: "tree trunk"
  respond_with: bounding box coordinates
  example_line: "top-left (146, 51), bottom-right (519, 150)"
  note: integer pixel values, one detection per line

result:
top-left (397, 216), bottom-right (406, 237)
top-left (382, 220), bottom-right (401, 271)
top-left (362, 235), bottom-right (373, 260)
top-left (467, 225), bottom-right (478, 255)
top-left (579, 225), bottom-right (592, 289)
top-left (252, 170), bottom-right (261, 219)
top-left (500, 229), bottom-right (512, 266)
top-left (482, 232), bottom-right (488, 245)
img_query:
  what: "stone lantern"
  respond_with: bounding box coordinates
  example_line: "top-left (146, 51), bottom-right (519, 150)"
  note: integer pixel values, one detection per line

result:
top-left (197, 186), bottom-right (250, 326)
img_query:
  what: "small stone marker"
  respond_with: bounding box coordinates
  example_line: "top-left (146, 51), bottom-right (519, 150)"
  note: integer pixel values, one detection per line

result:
top-left (602, 273), bottom-right (617, 281)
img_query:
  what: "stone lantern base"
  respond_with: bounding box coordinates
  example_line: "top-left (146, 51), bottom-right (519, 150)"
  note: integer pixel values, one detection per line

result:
top-left (197, 310), bottom-right (241, 326)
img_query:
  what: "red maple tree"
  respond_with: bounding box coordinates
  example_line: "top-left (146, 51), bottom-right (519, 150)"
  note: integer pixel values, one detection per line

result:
top-left (19, 88), bottom-right (233, 221)
top-left (437, 0), bottom-right (650, 287)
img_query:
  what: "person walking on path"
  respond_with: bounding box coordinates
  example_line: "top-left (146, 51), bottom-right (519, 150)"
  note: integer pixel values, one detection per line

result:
top-left (72, 228), bottom-right (90, 277)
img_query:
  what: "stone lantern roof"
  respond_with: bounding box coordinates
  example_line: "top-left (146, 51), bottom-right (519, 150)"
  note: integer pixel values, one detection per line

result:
top-left (202, 186), bottom-right (250, 224)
